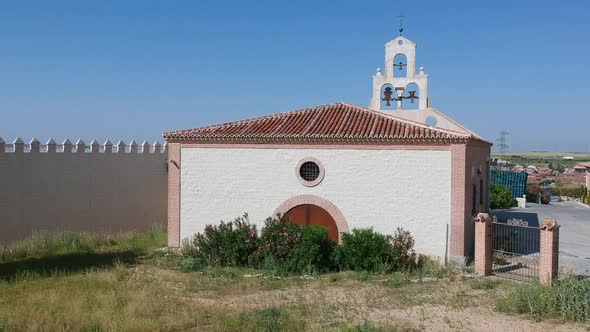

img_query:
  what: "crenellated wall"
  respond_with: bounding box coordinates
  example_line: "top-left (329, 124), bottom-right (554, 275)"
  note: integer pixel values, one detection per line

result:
top-left (0, 137), bottom-right (168, 244)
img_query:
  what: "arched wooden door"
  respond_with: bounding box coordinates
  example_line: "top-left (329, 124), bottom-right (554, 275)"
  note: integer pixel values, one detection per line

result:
top-left (284, 204), bottom-right (338, 241)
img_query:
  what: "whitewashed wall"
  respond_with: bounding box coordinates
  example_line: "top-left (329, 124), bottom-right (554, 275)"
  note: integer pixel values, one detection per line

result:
top-left (0, 138), bottom-right (167, 244)
top-left (181, 147), bottom-right (451, 257)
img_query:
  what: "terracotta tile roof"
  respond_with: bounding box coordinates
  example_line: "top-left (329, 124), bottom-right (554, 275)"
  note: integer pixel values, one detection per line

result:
top-left (574, 162), bottom-right (590, 169)
top-left (164, 103), bottom-right (480, 144)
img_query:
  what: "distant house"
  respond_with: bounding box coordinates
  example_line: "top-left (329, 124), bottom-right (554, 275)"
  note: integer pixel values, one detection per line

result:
top-left (573, 162), bottom-right (590, 191)
top-left (562, 156), bottom-right (575, 160)
top-left (573, 162), bottom-right (590, 173)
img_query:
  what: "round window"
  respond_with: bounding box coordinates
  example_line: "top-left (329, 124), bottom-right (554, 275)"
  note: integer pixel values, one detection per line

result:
top-left (426, 116), bottom-right (438, 127)
top-left (296, 157), bottom-right (325, 187)
top-left (398, 39), bottom-right (403, 45)
top-left (300, 161), bottom-right (320, 181)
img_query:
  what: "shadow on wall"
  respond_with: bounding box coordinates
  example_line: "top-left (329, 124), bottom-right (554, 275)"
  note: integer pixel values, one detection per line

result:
top-left (0, 251), bottom-right (139, 282)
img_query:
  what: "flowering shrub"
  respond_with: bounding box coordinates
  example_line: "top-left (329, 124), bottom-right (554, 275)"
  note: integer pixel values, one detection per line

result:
top-left (182, 214), bottom-right (418, 275)
top-left (182, 214), bottom-right (259, 267)
top-left (390, 227), bottom-right (417, 270)
top-left (255, 215), bottom-right (302, 267)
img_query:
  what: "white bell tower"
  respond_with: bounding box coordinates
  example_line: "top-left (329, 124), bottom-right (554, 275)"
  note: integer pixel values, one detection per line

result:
top-left (369, 36), bottom-right (429, 111)
top-left (368, 31), bottom-right (477, 135)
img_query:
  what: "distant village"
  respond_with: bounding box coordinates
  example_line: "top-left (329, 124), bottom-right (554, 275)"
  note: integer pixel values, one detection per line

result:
top-left (492, 157), bottom-right (590, 189)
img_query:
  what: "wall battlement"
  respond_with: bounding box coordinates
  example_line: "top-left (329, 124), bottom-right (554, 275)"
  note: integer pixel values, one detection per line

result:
top-left (0, 137), bottom-right (167, 154)
top-left (0, 136), bottom-right (168, 244)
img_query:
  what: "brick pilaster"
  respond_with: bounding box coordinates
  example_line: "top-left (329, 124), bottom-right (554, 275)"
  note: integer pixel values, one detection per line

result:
top-left (539, 219), bottom-right (559, 286)
top-left (474, 213), bottom-right (492, 276)
top-left (167, 143), bottom-right (181, 248)
top-left (450, 144), bottom-right (467, 262)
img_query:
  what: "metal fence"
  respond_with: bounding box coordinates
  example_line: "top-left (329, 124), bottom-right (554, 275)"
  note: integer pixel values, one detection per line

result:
top-left (492, 221), bottom-right (540, 282)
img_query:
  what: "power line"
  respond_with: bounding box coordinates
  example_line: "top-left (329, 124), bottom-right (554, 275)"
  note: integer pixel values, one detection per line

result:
top-left (496, 130), bottom-right (509, 159)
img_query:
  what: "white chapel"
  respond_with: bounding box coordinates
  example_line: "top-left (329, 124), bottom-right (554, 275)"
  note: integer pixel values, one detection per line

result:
top-left (164, 32), bottom-right (491, 263)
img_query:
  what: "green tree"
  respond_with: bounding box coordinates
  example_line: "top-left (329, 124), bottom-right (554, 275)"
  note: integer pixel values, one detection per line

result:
top-left (490, 183), bottom-right (517, 209)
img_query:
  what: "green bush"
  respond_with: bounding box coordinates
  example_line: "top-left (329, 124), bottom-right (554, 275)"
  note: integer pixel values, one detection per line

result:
top-left (286, 226), bottom-right (336, 274)
top-left (333, 228), bottom-right (394, 273)
top-left (182, 214), bottom-right (259, 267)
top-left (182, 215), bottom-right (337, 274)
top-left (182, 216), bottom-right (419, 275)
top-left (496, 278), bottom-right (590, 322)
top-left (490, 183), bottom-right (517, 209)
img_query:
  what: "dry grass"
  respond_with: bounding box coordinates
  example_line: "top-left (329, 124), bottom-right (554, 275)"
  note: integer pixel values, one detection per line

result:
top-left (1, 230), bottom-right (589, 331)
top-left (1, 259), bottom-right (588, 331)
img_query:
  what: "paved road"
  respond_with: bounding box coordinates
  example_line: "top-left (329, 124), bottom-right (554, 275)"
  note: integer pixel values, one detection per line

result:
top-left (492, 201), bottom-right (590, 276)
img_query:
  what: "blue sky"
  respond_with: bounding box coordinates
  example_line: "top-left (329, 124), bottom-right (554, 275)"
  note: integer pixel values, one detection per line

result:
top-left (1, 1), bottom-right (589, 152)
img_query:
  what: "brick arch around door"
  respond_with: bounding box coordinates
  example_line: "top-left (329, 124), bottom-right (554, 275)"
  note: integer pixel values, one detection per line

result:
top-left (274, 195), bottom-right (349, 243)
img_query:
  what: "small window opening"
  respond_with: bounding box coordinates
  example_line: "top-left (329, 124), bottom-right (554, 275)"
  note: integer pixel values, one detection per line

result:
top-left (300, 161), bottom-right (320, 182)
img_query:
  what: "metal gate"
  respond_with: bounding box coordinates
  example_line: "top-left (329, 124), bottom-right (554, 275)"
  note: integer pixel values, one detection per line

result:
top-left (492, 221), bottom-right (540, 282)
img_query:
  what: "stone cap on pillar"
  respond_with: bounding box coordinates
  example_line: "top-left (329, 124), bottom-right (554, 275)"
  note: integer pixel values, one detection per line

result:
top-left (474, 213), bottom-right (492, 223)
top-left (541, 219), bottom-right (558, 231)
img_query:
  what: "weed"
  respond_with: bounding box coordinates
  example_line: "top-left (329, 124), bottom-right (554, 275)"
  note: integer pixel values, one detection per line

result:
top-left (80, 323), bottom-right (103, 332)
top-left (178, 256), bottom-right (201, 272)
top-left (351, 271), bottom-right (371, 281)
top-left (417, 258), bottom-right (454, 279)
top-left (0, 316), bottom-right (8, 332)
top-left (225, 307), bottom-right (305, 331)
top-left (113, 260), bottom-right (129, 281)
top-left (0, 226), bottom-right (165, 282)
top-left (387, 272), bottom-right (411, 288)
top-left (496, 278), bottom-right (590, 322)
top-left (202, 266), bottom-right (240, 279)
top-left (469, 278), bottom-right (497, 290)
top-left (327, 273), bottom-right (340, 283)
top-left (0, 224), bottom-right (166, 264)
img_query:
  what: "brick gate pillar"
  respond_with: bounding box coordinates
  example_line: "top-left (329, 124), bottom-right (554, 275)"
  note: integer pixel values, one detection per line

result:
top-left (540, 219), bottom-right (559, 286)
top-left (474, 213), bottom-right (492, 276)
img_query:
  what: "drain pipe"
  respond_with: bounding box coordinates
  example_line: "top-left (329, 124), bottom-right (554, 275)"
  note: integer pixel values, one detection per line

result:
top-left (445, 224), bottom-right (449, 266)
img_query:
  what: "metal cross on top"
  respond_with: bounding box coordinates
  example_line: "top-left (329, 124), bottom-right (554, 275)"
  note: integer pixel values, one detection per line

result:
top-left (396, 14), bottom-right (405, 36)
